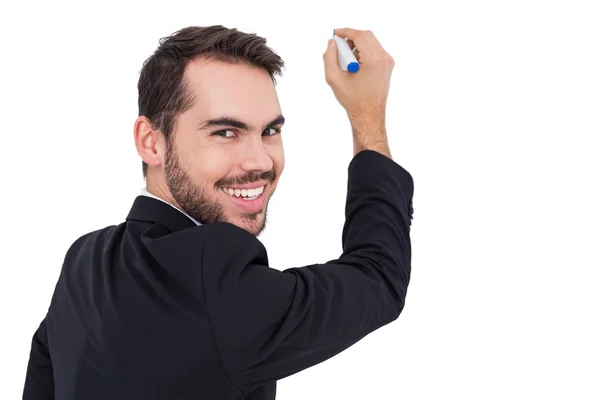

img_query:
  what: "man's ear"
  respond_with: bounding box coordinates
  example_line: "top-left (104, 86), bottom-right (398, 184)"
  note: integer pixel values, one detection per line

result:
top-left (134, 116), bottom-right (165, 169)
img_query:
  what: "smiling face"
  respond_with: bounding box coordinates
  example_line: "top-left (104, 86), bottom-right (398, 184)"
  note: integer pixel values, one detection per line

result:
top-left (138, 58), bottom-right (285, 237)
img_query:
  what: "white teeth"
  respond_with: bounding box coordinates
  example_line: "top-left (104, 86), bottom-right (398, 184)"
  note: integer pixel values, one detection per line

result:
top-left (222, 185), bottom-right (265, 198)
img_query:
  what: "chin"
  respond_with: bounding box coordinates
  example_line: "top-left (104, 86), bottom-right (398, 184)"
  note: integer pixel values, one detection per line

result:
top-left (217, 185), bottom-right (272, 236)
top-left (231, 212), bottom-right (267, 237)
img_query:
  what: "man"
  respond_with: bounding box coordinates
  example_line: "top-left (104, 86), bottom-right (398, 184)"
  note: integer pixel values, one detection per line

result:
top-left (23, 25), bottom-right (414, 399)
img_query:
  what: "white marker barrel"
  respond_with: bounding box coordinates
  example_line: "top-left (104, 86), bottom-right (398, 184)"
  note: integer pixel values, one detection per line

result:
top-left (333, 34), bottom-right (360, 73)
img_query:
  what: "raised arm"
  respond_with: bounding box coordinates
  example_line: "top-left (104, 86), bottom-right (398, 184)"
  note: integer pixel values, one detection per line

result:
top-left (201, 28), bottom-right (413, 394)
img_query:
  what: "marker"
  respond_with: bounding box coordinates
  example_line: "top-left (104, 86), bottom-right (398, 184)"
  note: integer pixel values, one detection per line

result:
top-left (333, 30), bottom-right (360, 73)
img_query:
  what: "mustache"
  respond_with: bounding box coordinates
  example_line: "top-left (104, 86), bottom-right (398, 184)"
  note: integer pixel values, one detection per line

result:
top-left (216, 169), bottom-right (275, 187)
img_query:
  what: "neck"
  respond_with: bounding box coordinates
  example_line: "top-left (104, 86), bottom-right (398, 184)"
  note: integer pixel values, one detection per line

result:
top-left (145, 179), bottom-right (180, 209)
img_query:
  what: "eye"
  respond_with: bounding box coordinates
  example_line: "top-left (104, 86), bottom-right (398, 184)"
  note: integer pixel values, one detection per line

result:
top-left (213, 129), bottom-right (236, 138)
top-left (263, 127), bottom-right (281, 136)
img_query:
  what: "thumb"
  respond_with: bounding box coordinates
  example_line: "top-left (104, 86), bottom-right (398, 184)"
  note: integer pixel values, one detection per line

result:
top-left (323, 39), bottom-right (341, 81)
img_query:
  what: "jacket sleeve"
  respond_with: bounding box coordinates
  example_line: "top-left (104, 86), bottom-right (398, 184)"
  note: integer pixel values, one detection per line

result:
top-left (23, 316), bottom-right (54, 400)
top-left (200, 149), bottom-right (415, 394)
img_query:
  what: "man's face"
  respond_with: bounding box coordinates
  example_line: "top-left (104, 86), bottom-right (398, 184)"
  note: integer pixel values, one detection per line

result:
top-left (163, 59), bottom-right (285, 237)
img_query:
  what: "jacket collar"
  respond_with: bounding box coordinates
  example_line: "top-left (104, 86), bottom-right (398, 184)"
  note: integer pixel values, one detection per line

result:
top-left (126, 195), bottom-right (197, 233)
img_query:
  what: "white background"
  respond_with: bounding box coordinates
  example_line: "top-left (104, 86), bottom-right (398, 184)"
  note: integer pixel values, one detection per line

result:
top-left (1, 0), bottom-right (599, 398)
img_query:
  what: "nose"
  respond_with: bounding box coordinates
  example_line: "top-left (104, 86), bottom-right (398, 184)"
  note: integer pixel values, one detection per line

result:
top-left (239, 136), bottom-right (273, 174)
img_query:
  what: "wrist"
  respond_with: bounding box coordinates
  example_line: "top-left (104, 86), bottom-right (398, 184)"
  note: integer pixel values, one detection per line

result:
top-left (348, 109), bottom-right (385, 130)
top-left (351, 127), bottom-right (391, 159)
top-left (350, 119), bottom-right (386, 139)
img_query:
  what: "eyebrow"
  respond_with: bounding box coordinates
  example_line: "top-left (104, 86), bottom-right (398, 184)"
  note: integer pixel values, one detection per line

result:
top-left (198, 114), bottom-right (285, 132)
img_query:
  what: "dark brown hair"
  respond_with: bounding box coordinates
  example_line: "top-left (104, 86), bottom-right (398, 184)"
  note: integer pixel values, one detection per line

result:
top-left (137, 25), bottom-right (285, 178)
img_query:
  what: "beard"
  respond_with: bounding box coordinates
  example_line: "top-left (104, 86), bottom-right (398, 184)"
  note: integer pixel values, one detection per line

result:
top-left (163, 139), bottom-right (275, 237)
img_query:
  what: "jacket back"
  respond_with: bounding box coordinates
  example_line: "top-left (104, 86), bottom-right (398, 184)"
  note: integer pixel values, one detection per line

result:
top-left (23, 150), bottom-right (414, 400)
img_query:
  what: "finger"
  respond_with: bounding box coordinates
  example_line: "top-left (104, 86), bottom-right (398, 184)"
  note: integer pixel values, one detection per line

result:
top-left (346, 38), bottom-right (356, 51)
top-left (332, 29), bottom-right (357, 55)
top-left (345, 39), bottom-right (361, 62)
top-left (335, 28), bottom-right (382, 52)
top-left (323, 39), bottom-right (341, 82)
top-left (334, 27), bottom-right (361, 41)
top-left (333, 30), bottom-right (365, 64)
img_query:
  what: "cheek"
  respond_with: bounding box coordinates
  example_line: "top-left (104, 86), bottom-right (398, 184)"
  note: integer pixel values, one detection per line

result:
top-left (181, 147), bottom-right (230, 188)
top-left (267, 142), bottom-right (285, 174)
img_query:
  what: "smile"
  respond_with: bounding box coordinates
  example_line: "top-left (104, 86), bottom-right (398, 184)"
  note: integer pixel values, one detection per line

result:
top-left (220, 184), bottom-right (265, 200)
top-left (220, 184), bottom-right (267, 213)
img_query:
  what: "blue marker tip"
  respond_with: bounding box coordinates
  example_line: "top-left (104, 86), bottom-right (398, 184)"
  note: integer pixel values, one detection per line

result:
top-left (348, 62), bottom-right (359, 73)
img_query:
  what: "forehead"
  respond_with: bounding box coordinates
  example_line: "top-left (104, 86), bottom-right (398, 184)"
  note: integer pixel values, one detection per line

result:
top-left (183, 58), bottom-right (281, 121)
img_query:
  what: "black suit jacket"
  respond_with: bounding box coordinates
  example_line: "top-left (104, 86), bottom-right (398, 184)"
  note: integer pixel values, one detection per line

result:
top-left (23, 150), bottom-right (414, 400)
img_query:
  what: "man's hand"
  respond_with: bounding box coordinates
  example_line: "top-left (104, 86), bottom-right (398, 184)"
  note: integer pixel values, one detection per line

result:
top-left (323, 28), bottom-right (395, 124)
top-left (323, 28), bottom-right (395, 158)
